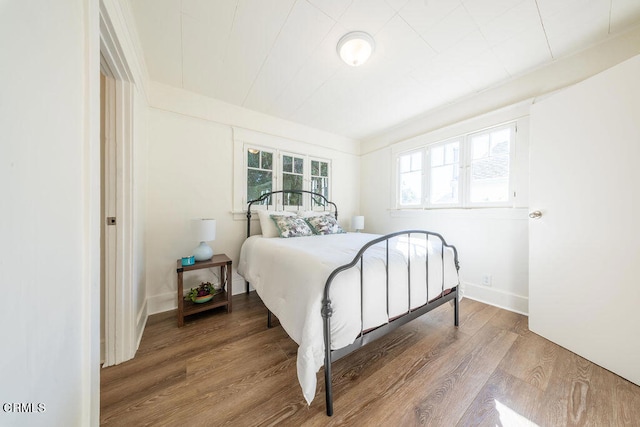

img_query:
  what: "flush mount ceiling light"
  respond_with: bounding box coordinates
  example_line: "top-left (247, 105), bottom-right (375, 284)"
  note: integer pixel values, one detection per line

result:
top-left (337, 31), bottom-right (375, 67)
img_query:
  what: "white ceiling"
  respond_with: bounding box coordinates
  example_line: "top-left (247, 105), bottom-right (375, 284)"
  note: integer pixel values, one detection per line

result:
top-left (129, 0), bottom-right (640, 140)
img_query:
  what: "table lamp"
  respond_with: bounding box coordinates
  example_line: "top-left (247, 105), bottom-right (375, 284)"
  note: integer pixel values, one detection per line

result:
top-left (351, 216), bottom-right (364, 232)
top-left (192, 218), bottom-right (216, 261)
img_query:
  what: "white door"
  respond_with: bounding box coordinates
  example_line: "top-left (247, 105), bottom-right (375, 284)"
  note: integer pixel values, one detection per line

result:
top-left (529, 55), bottom-right (640, 386)
top-left (100, 43), bottom-right (136, 367)
top-left (101, 69), bottom-right (118, 366)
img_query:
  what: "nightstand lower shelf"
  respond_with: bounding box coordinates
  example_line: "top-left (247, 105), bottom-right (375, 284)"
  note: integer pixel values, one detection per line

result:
top-left (182, 291), bottom-right (229, 316)
top-left (176, 254), bottom-right (232, 327)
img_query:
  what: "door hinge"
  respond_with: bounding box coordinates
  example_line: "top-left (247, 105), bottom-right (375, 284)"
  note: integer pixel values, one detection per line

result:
top-left (107, 217), bottom-right (117, 226)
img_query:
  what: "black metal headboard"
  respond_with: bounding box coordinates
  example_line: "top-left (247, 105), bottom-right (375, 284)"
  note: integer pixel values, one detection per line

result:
top-left (246, 190), bottom-right (338, 238)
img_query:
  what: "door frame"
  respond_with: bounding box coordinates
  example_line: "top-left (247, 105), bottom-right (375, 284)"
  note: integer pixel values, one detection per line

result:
top-left (100, 3), bottom-right (136, 367)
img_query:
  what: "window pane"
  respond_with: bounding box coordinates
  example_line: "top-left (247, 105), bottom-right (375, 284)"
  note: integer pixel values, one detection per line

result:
top-left (431, 141), bottom-right (459, 167)
top-left (400, 171), bottom-right (421, 205)
top-left (468, 125), bottom-right (512, 203)
top-left (247, 170), bottom-right (272, 201)
top-left (471, 135), bottom-right (489, 159)
top-left (444, 142), bottom-right (459, 164)
top-left (431, 146), bottom-right (444, 167)
top-left (312, 177), bottom-right (328, 198)
top-left (400, 154), bottom-right (411, 172)
top-left (491, 129), bottom-right (511, 155)
top-left (283, 155), bottom-right (292, 173)
top-left (428, 140), bottom-right (460, 205)
top-left (320, 162), bottom-right (328, 177)
top-left (470, 154), bottom-right (509, 202)
top-left (411, 152), bottom-right (421, 170)
top-left (430, 165), bottom-right (459, 204)
top-left (283, 174), bottom-right (303, 206)
top-left (283, 174), bottom-right (303, 190)
top-left (248, 149), bottom-right (259, 168)
top-left (261, 151), bottom-right (273, 170)
top-left (310, 160), bottom-right (330, 200)
top-left (294, 157), bottom-right (303, 174)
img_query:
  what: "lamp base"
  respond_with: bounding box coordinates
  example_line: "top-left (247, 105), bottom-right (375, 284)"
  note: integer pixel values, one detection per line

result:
top-left (193, 241), bottom-right (213, 261)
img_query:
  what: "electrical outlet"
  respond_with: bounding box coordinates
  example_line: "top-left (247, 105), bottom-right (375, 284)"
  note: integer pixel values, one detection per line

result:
top-left (481, 275), bottom-right (492, 286)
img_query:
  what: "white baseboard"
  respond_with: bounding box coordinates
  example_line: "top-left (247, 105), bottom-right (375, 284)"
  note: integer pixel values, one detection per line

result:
top-left (136, 299), bottom-right (148, 350)
top-left (147, 291), bottom-right (175, 315)
top-left (461, 282), bottom-right (528, 315)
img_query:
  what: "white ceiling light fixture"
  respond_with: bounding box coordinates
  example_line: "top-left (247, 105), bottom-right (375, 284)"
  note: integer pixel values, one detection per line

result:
top-left (337, 31), bottom-right (375, 67)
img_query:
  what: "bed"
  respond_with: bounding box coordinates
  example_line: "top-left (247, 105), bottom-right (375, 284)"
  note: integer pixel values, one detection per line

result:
top-left (237, 190), bottom-right (460, 416)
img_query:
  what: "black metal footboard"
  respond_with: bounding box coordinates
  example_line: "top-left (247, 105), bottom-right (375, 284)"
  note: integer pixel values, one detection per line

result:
top-left (321, 230), bottom-right (460, 416)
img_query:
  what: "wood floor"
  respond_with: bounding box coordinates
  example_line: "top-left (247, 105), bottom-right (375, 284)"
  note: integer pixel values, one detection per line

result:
top-left (101, 292), bottom-right (640, 426)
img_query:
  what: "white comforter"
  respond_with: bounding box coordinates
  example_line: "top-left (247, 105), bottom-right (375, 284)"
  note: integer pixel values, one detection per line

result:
top-left (237, 232), bottom-right (458, 404)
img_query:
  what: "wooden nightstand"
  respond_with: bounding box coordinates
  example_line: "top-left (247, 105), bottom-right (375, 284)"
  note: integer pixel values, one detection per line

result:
top-left (176, 254), bottom-right (232, 327)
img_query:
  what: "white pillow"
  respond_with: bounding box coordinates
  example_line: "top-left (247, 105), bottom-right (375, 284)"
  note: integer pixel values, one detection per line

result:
top-left (257, 210), bottom-right (295, 238)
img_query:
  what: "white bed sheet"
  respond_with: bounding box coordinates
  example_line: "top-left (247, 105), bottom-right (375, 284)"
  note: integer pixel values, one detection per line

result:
top-left (237, 232), bottom-right (458, 404)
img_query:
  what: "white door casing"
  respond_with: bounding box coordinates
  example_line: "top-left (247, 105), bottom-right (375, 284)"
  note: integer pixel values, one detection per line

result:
top-left (100, 3), bottom-right (136, 367)
top-left (529, 55), bottom-right (640, 386)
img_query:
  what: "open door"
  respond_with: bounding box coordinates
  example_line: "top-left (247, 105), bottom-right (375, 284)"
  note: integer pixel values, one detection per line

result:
top-left (528, 55), bottom-right (640, 386)
top-left (100, 6), bottom-right (136, 367)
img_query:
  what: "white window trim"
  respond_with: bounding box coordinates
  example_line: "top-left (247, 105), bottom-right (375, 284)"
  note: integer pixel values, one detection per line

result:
top-left (233, 129), bottom-right (333, 215)
top-left (425, 137), bottom-right (462, 209)
top-left (397, 148), bottom-right (425, 208)
top-left (309, 157), bottom-right (331, 196)
top-left (465, 123), bottom-right (516, 208)
top-left (245, 145), bottom-right (276, 209)
top-left (279, 151), bottom-right (307, 210)
top-left (394, 122), bottom-right (517, 210)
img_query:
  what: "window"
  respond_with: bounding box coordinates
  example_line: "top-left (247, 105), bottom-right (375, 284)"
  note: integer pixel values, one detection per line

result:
top-left (396, 122), bottom-right (516, 208)
top-left (282, 153), bottom-right (304, 206)
top-left (247, 148), bottom-right (273, 202)
top-left (398, 150), bottom-right (423, 206)
top-left (245, 146), bottom-right (331, 209)
top-left (469, 127), bottom-right (511, 203)
top-left (429, 140), bottom-right (460, 206)
top-left (311, 159), bottom-right (330, 200)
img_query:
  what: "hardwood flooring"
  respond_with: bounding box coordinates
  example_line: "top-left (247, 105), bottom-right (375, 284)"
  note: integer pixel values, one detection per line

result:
top-left (101, 293), bottom-right (640, 426)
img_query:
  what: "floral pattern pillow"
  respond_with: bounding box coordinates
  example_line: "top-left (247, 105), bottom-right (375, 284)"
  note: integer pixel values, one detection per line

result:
top-left (271, 215), bottom-right (314, 238)
top-left (305, 214), bottom-right (345, 235)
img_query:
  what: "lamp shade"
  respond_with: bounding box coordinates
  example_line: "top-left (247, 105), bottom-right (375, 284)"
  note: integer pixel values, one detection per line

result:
top-left (192, 218), bottom-right (216, 242)
top-left (351, 216), bottom-right (365, 231)
top-left (337, 31), bottom-right (375, 66)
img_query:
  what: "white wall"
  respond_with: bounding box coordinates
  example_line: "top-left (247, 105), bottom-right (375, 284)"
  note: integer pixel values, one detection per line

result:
top-left (132, 85), bottom-right (149, 346)
top-left (361, 104), bottom-right (531, 314)
top-left (0, 0), bottom-right (149, 423)
top-left (145, 83), bottom-right (361, 314)
top-left (0, 1), bottom-right (100, 425)
top-left (359, 25), bottom-right (640, 315)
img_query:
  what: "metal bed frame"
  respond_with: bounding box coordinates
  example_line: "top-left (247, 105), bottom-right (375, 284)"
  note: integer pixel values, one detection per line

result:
top-left (245, 190), bottom-right (460, 416)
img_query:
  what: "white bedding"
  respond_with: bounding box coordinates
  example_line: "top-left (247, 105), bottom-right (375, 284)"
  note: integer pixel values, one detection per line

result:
top-left (237, 232), bottom-right (458, 404)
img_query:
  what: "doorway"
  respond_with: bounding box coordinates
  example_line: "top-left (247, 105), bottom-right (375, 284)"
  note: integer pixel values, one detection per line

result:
top-left (100, 9), bottom-right (136, 367)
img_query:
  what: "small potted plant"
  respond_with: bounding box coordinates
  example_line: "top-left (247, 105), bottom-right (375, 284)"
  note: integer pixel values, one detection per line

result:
top-left (186, 282), bottom-right (216, 303)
